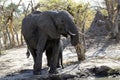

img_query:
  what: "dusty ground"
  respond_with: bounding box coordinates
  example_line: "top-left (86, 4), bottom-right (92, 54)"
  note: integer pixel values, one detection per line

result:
top-left (1, 36), bottom-right (120, 80)
top-left (0, 44), bottom-right (78, 80)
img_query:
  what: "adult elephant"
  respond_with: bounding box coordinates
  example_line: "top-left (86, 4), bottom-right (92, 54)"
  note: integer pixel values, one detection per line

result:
top-left (22, 10), bottom-right (79, 75)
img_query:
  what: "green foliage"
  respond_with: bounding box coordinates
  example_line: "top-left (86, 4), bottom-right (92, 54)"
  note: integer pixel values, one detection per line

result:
top-left (101, 9), bottom-right (108, 16)
top-left (0, 0), bottom-right (96, 49)
top-left (101, 0), bottom-right (118, 16)
top-left (38, 0), bottom-right (95, 29)
top-left (6, 3), bottom-right (21, 13)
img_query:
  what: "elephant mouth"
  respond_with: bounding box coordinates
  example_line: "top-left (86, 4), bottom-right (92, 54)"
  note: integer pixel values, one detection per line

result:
top-left (62, 33), bottom-right (68, 37)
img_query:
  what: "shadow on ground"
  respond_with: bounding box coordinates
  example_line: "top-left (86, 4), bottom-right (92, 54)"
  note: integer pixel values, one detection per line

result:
top-left (0, 62), bottom-right (81, 80)
top-left (1, 60), bottom-right (120, 80)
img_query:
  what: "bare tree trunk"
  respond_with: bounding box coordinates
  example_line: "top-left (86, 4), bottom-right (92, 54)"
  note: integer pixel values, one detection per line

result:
top-left (105, 0), bottom-right (117, 38)
top-left (75, 44), bottom-right (85, 61)
top-left (8, 18), bottom-right (16, 47)
top-left (81, 21), bottom-right (86, 53)
top-left (20, 31), bottom-right (24, 45)
top-left (0, 42), bottom-right (1, 55)
top-left (3, 31), bottom-right (7, 49)
top-left (115, 0), bottom-right (120, 42)
top-left (13, 26), bottom-right (20, 46)
top-left (109, 0), bottom-right (120, 42)
top-left (0, 29), bottom-right (2, 55)
top-left (105, 0), bottom-right (113, 21)
top-left (6, 26), bottom-right (12, 48)
top-left (75, 26), bottom-right (86, 61)
top-left (74, 8), bottom-right (87, 61)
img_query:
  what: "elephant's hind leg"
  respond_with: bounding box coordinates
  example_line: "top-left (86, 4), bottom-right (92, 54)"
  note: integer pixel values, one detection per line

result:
top-left (27, 46), bottom-right (37, 74)
top-left (34, 34), bottom-right (47, 75)
top-left (46, 48), bottom-right (52, 67)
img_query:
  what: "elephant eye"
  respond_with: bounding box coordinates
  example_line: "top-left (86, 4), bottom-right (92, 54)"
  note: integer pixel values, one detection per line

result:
top-left (61, 19), bottom-right (64, 24)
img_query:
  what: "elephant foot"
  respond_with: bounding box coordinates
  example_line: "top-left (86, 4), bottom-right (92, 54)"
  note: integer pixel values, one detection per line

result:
top-left (33, 70), bottom-right (42, 75)
top-left (49, 68), bottom-right (58, 74)
top-left (47, 63), bottom-right (50, 67)
top-left (57, 65), bottom-right (60, 68)
top-left (57, 64), bottom-right (64, 69)
top-left (33, 64), bottom-right (42, 75)
top-left (33, 70), bottom-right (39, 75)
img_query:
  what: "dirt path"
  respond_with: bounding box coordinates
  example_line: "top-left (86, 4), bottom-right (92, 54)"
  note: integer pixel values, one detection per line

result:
top-left (1, 36), bottom-right (120, 80)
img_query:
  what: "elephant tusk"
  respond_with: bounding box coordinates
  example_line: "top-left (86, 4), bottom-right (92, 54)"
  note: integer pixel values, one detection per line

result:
top-left (68, 31), bottom-right (76, 36)
top-left (79, 32), bottom-right (85, 36)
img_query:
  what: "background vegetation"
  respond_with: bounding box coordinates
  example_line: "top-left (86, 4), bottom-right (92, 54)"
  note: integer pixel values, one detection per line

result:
top-left (0, 0), bottom-right (119, 55)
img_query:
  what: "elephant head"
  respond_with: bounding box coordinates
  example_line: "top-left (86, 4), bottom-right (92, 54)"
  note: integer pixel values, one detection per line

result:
top-left (54, 11), bottom-right (79, 46)
top-left (38, 10), bottom-right (79, 46)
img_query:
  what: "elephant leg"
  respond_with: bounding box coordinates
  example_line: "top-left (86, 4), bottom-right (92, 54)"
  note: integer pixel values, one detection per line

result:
top-left (60, 51), bottom-right (64, 69)
top-left (57, 49), bottom-right (64, 69)
top-left (49, 40), bottom-right (60, 74)
top-left (28, 47), bottom-right (37, 72)
top-left (57, 42), bottom-right (64, 69)
top-left (29, 48), bottom-right (36, 63)
top-left (34, 35), bottom-right (47, 75)
top-left (46, 48), bottom-right (52, 67)
top-left (57, 46), bottom-right (61, 68)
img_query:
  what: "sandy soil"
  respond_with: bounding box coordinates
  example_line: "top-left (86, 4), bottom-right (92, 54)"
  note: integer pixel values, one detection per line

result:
top-left (1, 36), bottom-right (120, 80)
top-left (0, 45), bottom-right (78, 80)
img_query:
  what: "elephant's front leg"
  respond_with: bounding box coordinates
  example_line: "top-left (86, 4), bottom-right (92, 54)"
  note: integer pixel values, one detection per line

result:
top-left (49, 40), bottom-right (60, 74)
top-left (34, 35), bottom-right (47, 75)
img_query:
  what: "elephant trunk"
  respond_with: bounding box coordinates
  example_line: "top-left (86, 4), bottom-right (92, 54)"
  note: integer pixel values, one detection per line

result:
top-left (68, 24), bottom-right (79, 46)
top-left (70, 33), bottom-right (79, 46)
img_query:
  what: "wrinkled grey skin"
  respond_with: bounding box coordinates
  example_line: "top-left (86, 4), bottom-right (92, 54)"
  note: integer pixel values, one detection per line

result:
top-left (26, 39), bottom-right (64, 69)
top-left (45, 39), bottom-right (64, 69)
top-left (26, 37), bottom-right (70, 69)
top-left (56, 37), bottom-right (71, 68)
top-left (26, 37), bottom-right (71, 69)
top-left (22, 10), bottom-right (79, 75)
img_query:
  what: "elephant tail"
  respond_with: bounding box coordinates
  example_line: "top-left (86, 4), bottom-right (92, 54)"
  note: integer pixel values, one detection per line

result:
top-left (26, 48), bottom-right (30, 58)
top-left (61, 53), bottom-right (64, 69)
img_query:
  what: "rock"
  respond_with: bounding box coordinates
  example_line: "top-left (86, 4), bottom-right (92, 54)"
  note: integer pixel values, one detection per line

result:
top-left (93, 66), bottom-right (111, 77)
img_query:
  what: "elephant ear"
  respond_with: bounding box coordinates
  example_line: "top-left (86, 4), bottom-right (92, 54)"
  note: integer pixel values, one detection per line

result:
top-left (37, 12), bottom-right (60, 39)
